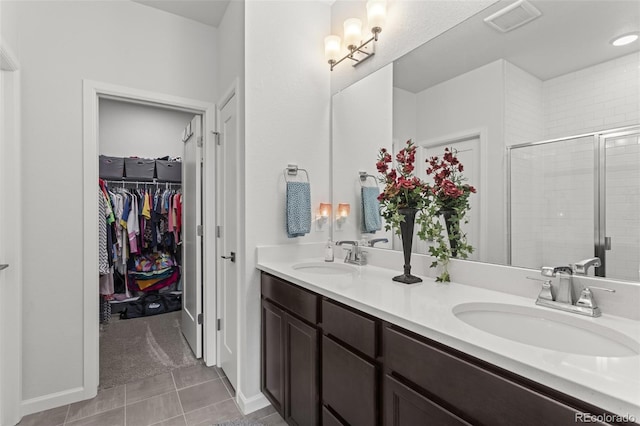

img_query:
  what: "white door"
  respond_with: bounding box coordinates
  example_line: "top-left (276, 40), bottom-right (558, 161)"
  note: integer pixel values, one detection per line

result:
top-left (417, 137), bottom-right (481, 260)
top-left (217, 94), bottom-right (238, 390)
top-left (182, 115), bottom-right (203, 357)
top-left (0, 61), bottom-right (22, 426)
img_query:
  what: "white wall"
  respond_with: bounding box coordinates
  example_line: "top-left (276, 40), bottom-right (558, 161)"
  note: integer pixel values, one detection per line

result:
top-left (415, 59), bottom-right (506, 264)
top-left (0, 1), bottom-right (20, 61)
top-left (11, 0), bottom-right (217, 409)
top-left (243, 0), bottom-right (330, 405)
top-left (99, 98), bottom-right (195, 158)
top-left (332, 63), bottom-right (393, 246)
top-left (330, 0), bottom-right (497, 93)
top-left (544, 52), bottom-right (640, 139)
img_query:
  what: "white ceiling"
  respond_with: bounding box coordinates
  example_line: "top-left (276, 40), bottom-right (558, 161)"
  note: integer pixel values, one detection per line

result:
top-left (394, 0), bottom-right (640, 93)
top-left (131, 0), bottom-right (230, 27)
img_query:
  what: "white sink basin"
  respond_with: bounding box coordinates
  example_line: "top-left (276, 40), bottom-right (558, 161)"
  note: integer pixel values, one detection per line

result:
top-left (453, 302), bottom-right (640, 357)
top-left (292, 262), bottom-right (358, 275)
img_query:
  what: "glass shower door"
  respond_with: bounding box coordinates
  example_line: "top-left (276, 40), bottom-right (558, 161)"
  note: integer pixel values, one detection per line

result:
top-left (509, 136), bottom-right (595, 270)
top-left (600, 129), bottom-right (640, 281)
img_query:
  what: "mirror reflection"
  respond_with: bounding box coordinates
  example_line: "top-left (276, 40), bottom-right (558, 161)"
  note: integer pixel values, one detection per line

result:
top-left (331, 0), bottom-right (639, 282)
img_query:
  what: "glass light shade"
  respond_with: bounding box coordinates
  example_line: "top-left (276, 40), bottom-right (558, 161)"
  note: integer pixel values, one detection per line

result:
top-left (343, 18), bottom-right (363, 49)
top-left (319, 203), bottom-right (332, 218)
top-left (324, 35), bottom-right (341, 62)
top-left (337, 203), bottom-right (351, 217)
top-left (367, 0), bottom-right (387, 31)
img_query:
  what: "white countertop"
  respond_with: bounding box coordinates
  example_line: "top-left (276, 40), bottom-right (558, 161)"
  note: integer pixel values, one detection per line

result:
top-left (256, 255), bottom-right (640, 420)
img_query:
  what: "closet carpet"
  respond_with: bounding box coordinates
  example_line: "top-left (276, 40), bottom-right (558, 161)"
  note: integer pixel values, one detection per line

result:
top-left (99, 310), bottom-right (199, 389)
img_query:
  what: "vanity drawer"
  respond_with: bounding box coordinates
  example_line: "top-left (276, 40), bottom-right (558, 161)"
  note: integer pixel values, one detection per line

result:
top-left (322, 336), bottom-right (377, 426)
top-left (384, 374), bottom-right (471, 426)
top-left (322, 299), bottom-right (377, 358)
top-left (261, 273), bottom-right (318, 324)
top-left (384, 326), bottom-right (609, 426)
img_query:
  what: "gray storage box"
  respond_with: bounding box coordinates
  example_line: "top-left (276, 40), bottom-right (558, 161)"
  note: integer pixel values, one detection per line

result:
top-left (156, 160), bottom-right (182, 182)
top-left (124, 158), bottom-right (155, 181)
top-left (99, 155), bottom-right (125, 179)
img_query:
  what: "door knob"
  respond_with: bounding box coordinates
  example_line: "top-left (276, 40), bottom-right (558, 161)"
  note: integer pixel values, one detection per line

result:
top-left (0, 264), bottom-right (8, 271)
top-left (221, 252), bottom-right (236, 263)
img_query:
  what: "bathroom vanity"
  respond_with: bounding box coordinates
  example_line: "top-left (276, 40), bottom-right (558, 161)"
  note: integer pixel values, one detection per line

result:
top-left (257, 247), bottom-right (640, 426)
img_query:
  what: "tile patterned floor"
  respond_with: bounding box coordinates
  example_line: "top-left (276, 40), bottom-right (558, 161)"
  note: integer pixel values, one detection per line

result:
top-left (18, 364), bottom-right (285, 426)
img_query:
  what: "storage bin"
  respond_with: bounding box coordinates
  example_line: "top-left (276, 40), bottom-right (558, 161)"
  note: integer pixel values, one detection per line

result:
top-left (124, 158), bottom-right (155, 181)
top-left (99, 155), bottom-right (125, 179)
top-left (155, 160), bottom-right (182, 182)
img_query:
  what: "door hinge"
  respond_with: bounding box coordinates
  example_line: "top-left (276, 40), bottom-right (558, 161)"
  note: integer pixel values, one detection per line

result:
top-left (216, 226), bottom-right (221, 238)
top-left (197, 136), bottom-right (204, 147)
top-left (213, 131), bottom-right (221, 145)
top-left (217, 318), bottom-right (221, 331)
top-left (197, 225), bottom-right (203, 236)
top-left (198, 313), bottom-right (203, 325)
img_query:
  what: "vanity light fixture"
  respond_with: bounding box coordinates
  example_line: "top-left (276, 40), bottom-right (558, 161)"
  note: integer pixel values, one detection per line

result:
top-left (611, 32), bottom-right (639, 46)
top-left (319, 203), bottom-right (332, 219)
top-left (336, 203), bottom-right (351, 225)
top-left (324, 0), bottom-right (387, 71)
top-left (316, 203), bottom-right (332, 230)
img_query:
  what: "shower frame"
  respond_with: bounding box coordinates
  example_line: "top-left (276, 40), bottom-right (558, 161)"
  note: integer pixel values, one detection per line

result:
top-left (506, 124), bottom-right (640, 278)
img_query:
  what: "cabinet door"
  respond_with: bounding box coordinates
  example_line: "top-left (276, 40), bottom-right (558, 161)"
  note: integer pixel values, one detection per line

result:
top-left (285, 313), bottom-right (319, 426)
top-left (262, 299), bottom-right (285, 414)
top-left (322, 336), bottom-right (377, 426)
top-left (384, 375), bottom-right (471, 426)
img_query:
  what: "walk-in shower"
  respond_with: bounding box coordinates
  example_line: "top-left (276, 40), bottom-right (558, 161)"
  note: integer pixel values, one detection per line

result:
top-left (508, 125), bottom-right (640, 282)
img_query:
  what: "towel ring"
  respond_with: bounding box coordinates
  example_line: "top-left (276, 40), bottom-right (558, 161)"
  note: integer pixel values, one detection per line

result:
top-left (359, 171), bottom-right (379, 189)
top-left (283, 164), bottom-right (310, 183)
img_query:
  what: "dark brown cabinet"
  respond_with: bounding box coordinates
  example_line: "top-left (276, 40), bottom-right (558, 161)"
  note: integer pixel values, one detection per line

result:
top-left (321, 300), bottom-right (380, 426)
top-left (261, 273), bottom-right (320, 426)
top-left (261, 272), bottom-right (631, 426)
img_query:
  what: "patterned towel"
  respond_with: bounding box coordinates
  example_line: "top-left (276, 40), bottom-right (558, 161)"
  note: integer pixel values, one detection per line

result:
top-left (286, 181), bottom-right (311, 238)
top-left (361, 186), bottom-right (382, 233)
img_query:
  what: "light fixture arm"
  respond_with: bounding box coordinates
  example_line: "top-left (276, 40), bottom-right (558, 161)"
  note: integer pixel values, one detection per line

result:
top-left (329, 29), bottom-right (380, 71)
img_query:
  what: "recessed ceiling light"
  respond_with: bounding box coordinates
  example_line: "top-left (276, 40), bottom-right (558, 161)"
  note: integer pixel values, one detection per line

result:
top-left (611, 32), bottom-right (639, 47)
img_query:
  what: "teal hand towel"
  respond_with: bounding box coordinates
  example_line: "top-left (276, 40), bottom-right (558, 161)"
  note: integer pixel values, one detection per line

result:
top-left (286, 181), bottom-right (312, 238)
top-left (362, 186), bottom-right (382, 233)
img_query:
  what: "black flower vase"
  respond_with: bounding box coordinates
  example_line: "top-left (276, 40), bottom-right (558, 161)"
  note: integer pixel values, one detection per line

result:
top-left (393, 208), bottom-right (423, 284)
top-left (440, 209), bottom-right (459, 257)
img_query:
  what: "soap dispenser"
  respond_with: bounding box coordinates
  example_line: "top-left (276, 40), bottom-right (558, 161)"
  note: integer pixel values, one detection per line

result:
top-left (324, 239), bottom-right (334, 262)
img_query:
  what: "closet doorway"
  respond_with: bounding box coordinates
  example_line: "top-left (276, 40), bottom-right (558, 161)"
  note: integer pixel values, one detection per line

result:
top-left (83, 80), bottom-right (217, 398)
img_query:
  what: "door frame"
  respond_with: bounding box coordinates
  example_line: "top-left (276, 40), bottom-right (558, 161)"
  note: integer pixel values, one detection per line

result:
top-left (214, 80), bottom-right (241, 391)
top-left (82, 80), bottom-right (217, 398)
top-left (417, 127), bottom-right (488, 261)
top-left (0, 40), bottom-right (23, 426)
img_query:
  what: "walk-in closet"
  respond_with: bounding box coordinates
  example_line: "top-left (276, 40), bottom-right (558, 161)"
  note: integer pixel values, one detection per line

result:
top-left (97, 98), bottom-right (200, 388)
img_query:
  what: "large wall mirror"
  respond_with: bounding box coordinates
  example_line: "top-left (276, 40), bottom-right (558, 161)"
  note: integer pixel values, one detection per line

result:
top-left (331, 0), bottom-right (639, 282)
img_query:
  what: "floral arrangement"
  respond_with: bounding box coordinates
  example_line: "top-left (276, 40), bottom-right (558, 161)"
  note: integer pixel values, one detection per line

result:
top-left (423, 148), bottom-right (476, 282)
top-left (376, 140), bottom-right (430, 234)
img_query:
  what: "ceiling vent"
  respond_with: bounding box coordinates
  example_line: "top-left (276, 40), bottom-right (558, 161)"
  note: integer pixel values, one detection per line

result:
top-left (484, 0), bottom-right (542, 33)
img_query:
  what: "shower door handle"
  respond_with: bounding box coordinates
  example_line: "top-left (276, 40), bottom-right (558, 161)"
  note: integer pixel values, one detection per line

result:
top-left (0, 264), bottom-right (8, 271)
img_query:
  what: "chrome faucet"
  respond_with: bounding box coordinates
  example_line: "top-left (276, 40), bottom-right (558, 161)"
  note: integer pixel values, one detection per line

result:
top-left (573, 257), bottom-right (601, 275)
top-left (366, 238), bottom-right (389, 247)
top-left (542, 266), bottom-right (573, 304)
top-left (336, 241), bottom-right (367, 265)
top-left (532, 262), bottom-right (615, 317)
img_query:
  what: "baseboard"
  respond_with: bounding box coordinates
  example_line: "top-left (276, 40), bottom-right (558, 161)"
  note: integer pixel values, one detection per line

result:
top-left (236, 390), bottom-right (270, 415)
top-left (21, 386), bottom-right (95, 418)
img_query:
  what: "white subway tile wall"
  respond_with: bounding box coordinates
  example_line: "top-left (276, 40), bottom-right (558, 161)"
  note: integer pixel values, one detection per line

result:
top-left (543, 52), bottom-right (640, 139)
top-left (505, 62), bottom-right (544, 146)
